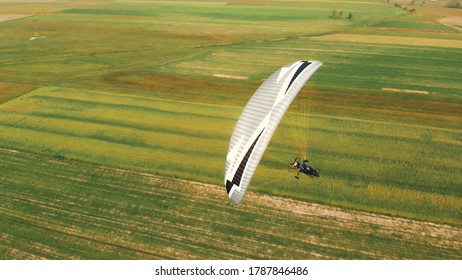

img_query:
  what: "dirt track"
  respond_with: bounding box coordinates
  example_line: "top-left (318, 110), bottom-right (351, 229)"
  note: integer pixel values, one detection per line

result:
top-left (176, 177), bottom-right (462, 259)
top-left (0, 14), bottom-right (32, 23)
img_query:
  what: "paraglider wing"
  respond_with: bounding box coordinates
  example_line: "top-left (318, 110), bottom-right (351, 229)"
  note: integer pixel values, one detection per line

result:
top-left (224, 60), bottom-right (322, 205)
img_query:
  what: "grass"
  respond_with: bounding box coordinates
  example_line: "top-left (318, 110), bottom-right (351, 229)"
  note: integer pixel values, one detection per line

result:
top-left (260, 113), bottom-right (462, 224)
top-left (0, 86), bottom-right (460, 225)
top-left (0, 87), bottom-right (230, 179)
top-left (1, 148), bottom-right (461, 259)
top-left (0, 0), bottom-right (461, 259)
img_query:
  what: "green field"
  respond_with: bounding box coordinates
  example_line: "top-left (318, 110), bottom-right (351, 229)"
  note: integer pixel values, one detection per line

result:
top-left (1, 148), bottom-right (461, 259)
top-left (1, 0), bottom-right (461, 259)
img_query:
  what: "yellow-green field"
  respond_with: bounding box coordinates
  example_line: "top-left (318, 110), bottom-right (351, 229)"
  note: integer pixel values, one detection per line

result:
top-left (2, 148), bottom-right (461, 259)
top-left (1, 0), bottom-right (461, 259)
top-left (1, 86), bottom-right (461, 226)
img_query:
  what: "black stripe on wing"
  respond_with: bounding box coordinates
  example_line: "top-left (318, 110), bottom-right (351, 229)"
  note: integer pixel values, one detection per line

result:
top-left (285, 61), bottom-right (311, 95)
top-left (226, 128), bottom-right (265, 194)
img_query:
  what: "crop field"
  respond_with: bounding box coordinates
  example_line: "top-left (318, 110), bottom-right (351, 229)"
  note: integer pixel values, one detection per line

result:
top-left (0, 85), bottom-right (461, 226)
top-left (1, 0), bottom-right (461, 259)
top-left (1, 148), bottom-right (461, 259)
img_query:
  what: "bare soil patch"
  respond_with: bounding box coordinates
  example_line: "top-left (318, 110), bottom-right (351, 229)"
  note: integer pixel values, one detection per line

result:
top-left (439, 16), bottom-right (462, 31)
top-left (382, 87), bottom-right (430, 95)
top-left (227, 0), bottom-right (267, 6)
top-left (0, 14), bottom-right (32, 23)
top-left (313, 34), bottom-right (462, 48)
top-left (213, 73), bottom-right (248, 80)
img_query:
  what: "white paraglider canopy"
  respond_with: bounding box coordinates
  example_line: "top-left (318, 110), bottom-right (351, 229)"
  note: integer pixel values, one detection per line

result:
top-left (224, 60), bottom-right (322, 205)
